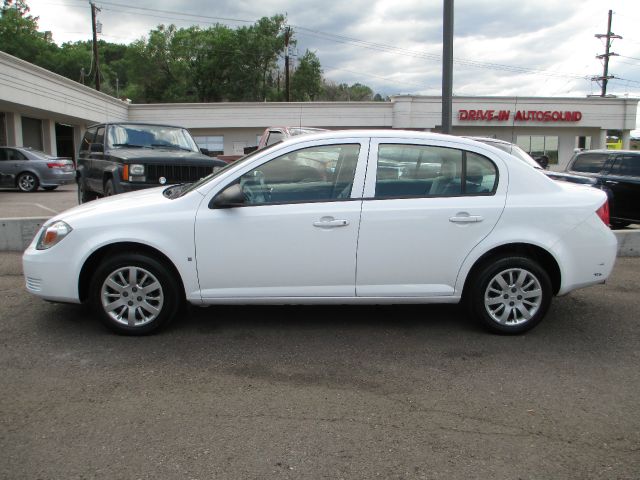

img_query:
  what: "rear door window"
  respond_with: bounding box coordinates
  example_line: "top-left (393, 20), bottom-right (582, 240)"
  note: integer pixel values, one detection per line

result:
top-left (570, 153), bottom-right (609, 173)
top-left (610, 155), bottom-right (640, 177)
top-left (374, 144), bottom-right (497, 199)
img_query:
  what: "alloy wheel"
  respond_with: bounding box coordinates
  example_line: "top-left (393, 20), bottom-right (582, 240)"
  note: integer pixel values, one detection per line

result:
top-left (483, 268), bottom-right (542, 326)
top-left (100, 266), bottom-right (164, 327)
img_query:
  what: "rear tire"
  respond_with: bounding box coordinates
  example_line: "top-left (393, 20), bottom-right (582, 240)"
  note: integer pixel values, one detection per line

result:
top-left (466, 256), bottom-right (552, 334)
top-left (90, 252), bottom-right (181, 335)
top-left (610, 220), bottom-right (631, 229)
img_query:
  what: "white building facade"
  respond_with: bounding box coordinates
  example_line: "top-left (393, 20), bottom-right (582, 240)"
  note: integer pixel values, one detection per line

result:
top-left (1, 51), bottom-right (638, 168)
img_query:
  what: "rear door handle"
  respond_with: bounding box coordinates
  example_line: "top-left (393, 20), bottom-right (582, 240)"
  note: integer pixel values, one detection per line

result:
top-left (449, 214), bottom-right (484, 223)
top-left (313, 217), bottom-right (349, 228)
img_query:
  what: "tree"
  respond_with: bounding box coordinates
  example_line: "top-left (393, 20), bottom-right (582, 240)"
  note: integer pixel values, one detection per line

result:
top-left (291, 50), bottom-right (322, 101)
top-left (0, 0), bottom-right (56, 65)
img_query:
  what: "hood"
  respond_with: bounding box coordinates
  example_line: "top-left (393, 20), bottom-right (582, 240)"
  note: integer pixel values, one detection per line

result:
top-left (48, 186), bottom-right (197, 226)
top-left (110, 148), bottom-right (226, 166)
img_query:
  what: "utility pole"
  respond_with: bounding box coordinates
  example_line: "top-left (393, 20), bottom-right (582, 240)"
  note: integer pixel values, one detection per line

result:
top-left (284, 26), bottom-right (291, 102)
top-left (592, 9), bottom-right (621, 97)
top-left (90, 1), bottom-right (101, 91)
top-left (441, 0), bottom-right (454, 134)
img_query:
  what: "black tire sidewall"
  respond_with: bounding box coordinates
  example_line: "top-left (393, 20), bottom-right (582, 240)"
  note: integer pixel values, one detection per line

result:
top-left (469, 256), bottom-right (552, 335)
top-left (104, 179), bottom-right (114, 197)
top-left (90, 253), bottom-right (180, 335)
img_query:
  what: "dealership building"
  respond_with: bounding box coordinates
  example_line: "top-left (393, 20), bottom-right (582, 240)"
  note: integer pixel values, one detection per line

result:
top-left (1, 51), bottom-right (638, 168)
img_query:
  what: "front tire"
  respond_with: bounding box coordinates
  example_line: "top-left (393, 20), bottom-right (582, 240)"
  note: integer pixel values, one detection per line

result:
top-left (77, 177), bottom-right (97, 204)
top-left (104, 179), bottom-right (115, 197)
top-left (90, 253), bottom-right (181, 335)
top-left (17, 172), bottom-right (39, 192)
top-left (467, 256), bottom-right (552, 334)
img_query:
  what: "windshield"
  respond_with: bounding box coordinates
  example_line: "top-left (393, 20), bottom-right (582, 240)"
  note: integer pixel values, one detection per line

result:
top-left (107, 124), bottom-right (199, 152)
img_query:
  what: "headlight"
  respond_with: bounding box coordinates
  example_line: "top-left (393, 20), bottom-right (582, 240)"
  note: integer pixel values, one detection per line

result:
top-left (36, 221), bottom-right (73, 250)
top-left (129, 164), bottom-right (145, 175)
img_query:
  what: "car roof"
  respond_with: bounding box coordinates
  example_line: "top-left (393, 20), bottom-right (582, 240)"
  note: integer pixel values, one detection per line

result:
top-left (279, 129), bottom-right (492, 148)
top-left (576, 149), bottom-right (640, 155)
top-left (86, 122), bottom-right (189, 129)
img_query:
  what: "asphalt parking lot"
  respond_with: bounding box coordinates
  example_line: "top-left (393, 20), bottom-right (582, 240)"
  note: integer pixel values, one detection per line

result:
top-left (0, 184), bottom-right (78, 217)
top-left (1, 251), bottom-right (639, 479)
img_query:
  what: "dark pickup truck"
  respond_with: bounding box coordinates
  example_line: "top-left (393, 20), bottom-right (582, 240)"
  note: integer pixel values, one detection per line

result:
top-left (564, 149), bottom-right (640, 228)
top-left (76, 122), bottom-right (227, 203)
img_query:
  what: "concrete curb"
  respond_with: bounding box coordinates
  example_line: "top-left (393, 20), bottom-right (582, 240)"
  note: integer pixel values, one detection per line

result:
top-left (0, 217), bottom-right (48, 252)
top-left (2, 216), bottom-right (640, 256)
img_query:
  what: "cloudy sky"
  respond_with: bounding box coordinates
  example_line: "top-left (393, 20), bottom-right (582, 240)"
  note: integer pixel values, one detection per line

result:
top-left (24, 0), bottom-right (640, 124)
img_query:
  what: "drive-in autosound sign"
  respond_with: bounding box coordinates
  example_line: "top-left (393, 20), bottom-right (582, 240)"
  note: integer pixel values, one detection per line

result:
top-left (458, 109), bottom-right (582, 122)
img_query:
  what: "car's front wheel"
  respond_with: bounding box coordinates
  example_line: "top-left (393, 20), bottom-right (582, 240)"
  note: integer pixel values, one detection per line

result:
top-left (90, 253), bottom-right (181, 335)
top-left (17, 172), bottom-right (39, 192)
top-left (467, 256), bottom-right (552, 334)
top-left (77, 178), bottom-right (97, 204)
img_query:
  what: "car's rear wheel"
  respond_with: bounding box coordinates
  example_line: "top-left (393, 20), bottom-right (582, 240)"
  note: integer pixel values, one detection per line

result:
top-left (610, 220), bottom-right (631, 229)
top-left (90, 253), bottom-right (181, 335)
top-left (467, 256), bottom-right (552, 334)
top-left (17, 172), bottom-right (39, 192)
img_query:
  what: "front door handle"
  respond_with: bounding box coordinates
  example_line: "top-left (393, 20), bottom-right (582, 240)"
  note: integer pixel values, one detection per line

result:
top-left (313, 217), bottom-right (349, 228)
top-left (449, 214), bottom-right (484, 223)
top-left (605, 180), bottom-right (618, 185)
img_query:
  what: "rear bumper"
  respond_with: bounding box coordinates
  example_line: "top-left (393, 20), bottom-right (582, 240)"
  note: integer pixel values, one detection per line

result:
top-left (554, 214), bottom-right (618, 295)
top-left (40, 170), bottom-right (75, 187)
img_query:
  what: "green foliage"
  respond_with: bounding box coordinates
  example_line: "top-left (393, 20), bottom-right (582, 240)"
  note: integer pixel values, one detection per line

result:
top-left (0, 0), bottom-right (56, 66)
top-left (292, 50), bottom-right (322, 101)
top-left (319, 81), bottom-right (376, 101)
top-left (0, 1), bottom-right (384, 103)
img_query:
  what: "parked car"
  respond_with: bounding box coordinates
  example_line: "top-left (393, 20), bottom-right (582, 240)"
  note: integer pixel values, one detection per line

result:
top-left (243, 127), bottom-right (329, 155)
top-left (76, 122), bottom-right (227, 203)
top-left (0, 146), bottom-right (75, 192)
top-left (23, 131), bottom-right (616, 336)
top-left (466, 137), bottom-right (550, 169)
top-left (565, 149), bottom-right (640, 228)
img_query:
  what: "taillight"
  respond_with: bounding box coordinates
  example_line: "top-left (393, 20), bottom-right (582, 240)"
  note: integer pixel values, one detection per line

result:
top-left (596, 200), bottom-right (610, 226)
top-left (46, 162), bottom-right (66, 168)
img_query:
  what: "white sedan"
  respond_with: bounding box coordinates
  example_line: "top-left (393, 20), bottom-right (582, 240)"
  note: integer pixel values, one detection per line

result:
top-left (23, 131), bottom-right (617, 335)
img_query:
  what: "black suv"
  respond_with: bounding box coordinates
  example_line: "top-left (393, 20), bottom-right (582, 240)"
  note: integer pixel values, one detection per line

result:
top-left (565, 150), bottom-right (640, 228)
top-left (77, 122), bottom-right (227, 203)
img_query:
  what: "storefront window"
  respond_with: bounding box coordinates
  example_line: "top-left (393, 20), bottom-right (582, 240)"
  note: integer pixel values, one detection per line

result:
top-left (516, 135), bottom-right (559, 164)
top-left (193, 135), bottom-right (224, 155)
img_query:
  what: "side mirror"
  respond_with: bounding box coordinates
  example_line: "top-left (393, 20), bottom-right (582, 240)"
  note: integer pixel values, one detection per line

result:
top-left (90, 143), bottom-right (104, 153)
top-left (200, 147), bottom-right (210, 155)
top-left (210, 183), bottom-right (245, 209)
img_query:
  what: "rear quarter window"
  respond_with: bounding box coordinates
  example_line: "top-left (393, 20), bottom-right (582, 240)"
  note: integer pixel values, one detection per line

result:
top-left (570, 153), bottom-right (609, 173)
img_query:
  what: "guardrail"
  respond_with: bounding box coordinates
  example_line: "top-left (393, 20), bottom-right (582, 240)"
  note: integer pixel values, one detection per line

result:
top-left (2, 216), bottom-right (639, 256)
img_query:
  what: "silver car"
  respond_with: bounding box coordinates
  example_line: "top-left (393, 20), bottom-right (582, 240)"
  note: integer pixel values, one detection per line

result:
top-left (0, 147), bottom-right (75, 192)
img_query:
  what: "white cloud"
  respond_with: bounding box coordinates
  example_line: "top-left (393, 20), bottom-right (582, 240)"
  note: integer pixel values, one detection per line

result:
top-left (24, 0), bottom-right (640, 126)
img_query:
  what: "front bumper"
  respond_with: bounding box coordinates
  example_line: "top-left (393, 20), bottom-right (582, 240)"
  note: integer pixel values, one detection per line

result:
top-left (22, 236), bottom-right (82, 304)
